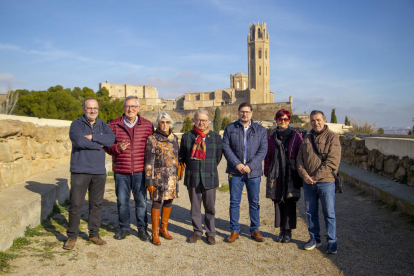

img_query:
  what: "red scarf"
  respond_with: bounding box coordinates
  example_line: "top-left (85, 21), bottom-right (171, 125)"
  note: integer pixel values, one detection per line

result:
top-left (190, 126), bottom-right (207, 160)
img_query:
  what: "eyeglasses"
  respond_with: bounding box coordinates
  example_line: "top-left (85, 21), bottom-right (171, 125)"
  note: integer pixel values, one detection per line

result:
top-left (195, 119), bottom-right (209, 123)
top-left (124, 105), bottom-right (138, 110)
top-left (86, 107), bottom-right (99, 111)
top-left (276, 118), bottom-right (290, 123)
top-left (239, 111), bottom-right (251, 114)
top-left (159, 121), bottom-right (171, 125)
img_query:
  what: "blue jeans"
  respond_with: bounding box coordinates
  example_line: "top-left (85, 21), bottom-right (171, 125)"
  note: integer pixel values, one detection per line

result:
top-left (303, 181), bottom-right (337, 243)
top-left (115, 172), bottom-right (148, 231)
top-left (229, 174), bottom-right (261, 233)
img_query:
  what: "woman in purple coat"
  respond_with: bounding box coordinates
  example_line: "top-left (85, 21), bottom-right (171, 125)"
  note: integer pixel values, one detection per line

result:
top-left (264, 109), bottom-right (303, 243)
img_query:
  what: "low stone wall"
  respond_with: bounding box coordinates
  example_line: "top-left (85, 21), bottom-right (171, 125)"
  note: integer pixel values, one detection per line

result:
top-left (365, 137), bottom-right (414, 159)
top-left (0, 120), bottom-right (71, 191)
top-left (340, 136), bottom-right (414, 187)
top-left (0, 114), bottom-right (72, 127)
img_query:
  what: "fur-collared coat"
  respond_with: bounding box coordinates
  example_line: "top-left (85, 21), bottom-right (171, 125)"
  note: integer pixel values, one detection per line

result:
top-left (144, 130), bottom-right (179, 201)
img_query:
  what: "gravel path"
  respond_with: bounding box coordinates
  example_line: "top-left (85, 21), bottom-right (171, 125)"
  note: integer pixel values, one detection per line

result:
top-left (6, 160), bottom-right (414, 275)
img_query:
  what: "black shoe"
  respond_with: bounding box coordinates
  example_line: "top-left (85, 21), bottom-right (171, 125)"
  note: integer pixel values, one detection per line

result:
top-left (282, 230), bottom-right (291, 243)
top-left (137, 229), bottom-right (150, 242)
top-left (114, 230), bottom-right (130, 240)
top-left (276, 230), bottom-right (285, 242)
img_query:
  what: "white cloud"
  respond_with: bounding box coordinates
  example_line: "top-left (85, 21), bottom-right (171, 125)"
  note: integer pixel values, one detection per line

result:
top-left (0, 73), bottom-right (26, 85)
top-left (0, 43), bottom-right (144, 71)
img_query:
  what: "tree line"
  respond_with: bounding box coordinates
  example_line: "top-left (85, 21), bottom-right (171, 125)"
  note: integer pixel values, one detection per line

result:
top-left (12, 85), bottom-right (124, 123)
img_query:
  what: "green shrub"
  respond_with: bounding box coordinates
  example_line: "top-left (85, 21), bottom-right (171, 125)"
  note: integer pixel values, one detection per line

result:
top-left (181, 117), bottom-right (193, 133)
top-left (221, 117), bottom-right (232, 130)
top-left (348, 118), bottom-right (376, 133)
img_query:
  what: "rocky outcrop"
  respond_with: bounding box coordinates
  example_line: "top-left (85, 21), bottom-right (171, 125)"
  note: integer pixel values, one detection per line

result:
top-left (340, 135), bottom-right (414, 187)
top-left (0, 120), bottom-right (71, 191)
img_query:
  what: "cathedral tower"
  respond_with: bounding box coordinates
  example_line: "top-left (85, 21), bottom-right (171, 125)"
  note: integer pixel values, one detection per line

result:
top-left (248, 22), bottom-right (270, 104)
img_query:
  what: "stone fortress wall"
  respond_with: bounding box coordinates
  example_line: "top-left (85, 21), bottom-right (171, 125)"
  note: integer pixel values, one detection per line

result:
top-left (99, 81), bottom-right (163, 111)
top-left (139, 101), bottom-right (293, 123)
top-left (0, 119), bottom-right (71, 191)
top-left (340, 135), bottom-right (414, 187)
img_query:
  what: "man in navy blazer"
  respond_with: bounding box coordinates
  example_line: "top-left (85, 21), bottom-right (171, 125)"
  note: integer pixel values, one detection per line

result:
top-left (223, 102), bottom-right (268, 243)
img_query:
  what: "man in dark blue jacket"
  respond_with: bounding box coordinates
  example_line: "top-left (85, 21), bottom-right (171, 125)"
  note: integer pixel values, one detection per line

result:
top-left (223, 102), bottom-right (268, 243)
top-left (64, 98), bottom-right (115, 250)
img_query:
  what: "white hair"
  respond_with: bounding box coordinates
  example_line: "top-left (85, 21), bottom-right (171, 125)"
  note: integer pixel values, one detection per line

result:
top-left (123, 96), bottom-right (139, 106)
top-left (193, 109), bottom-right (209, 121)
top-left (156, 112), bottom-right (175, 127)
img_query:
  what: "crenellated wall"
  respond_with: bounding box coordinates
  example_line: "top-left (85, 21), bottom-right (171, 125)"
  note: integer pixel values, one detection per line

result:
top-left (0, 119), bottom-right (71, 191)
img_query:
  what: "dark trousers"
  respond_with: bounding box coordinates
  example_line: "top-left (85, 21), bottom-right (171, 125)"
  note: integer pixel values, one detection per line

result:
top-left (67, 173), bottom-right (106, 239)
top-left (274, 198), bottom-right (297, 230)
top-left (187, 184), bottom-right (216, 237)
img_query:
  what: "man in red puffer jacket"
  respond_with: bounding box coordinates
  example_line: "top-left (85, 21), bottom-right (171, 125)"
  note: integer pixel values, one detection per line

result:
top-left (106, 96), bottom-right (154, 241)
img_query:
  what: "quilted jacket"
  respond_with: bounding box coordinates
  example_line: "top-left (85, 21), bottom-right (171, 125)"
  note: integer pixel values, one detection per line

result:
top-left (106, 114), bottom-right (153, 174)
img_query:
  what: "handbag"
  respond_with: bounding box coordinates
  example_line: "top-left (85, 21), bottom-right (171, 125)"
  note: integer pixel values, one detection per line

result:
top-left (309, 135), bottom-right (344, 193)
top-left (162, 142), bottom-right (185, 181)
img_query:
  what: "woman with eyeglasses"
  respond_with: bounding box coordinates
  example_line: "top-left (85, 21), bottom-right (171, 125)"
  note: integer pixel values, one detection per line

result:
top-left (264, 109), bottom-right (303, 243)
top-left (145, 112), bottom-right (179, 246)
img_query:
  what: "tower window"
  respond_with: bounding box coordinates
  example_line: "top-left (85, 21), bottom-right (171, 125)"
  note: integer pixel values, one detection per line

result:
top-left (258, 48), bottom-right (262, 59)
top-left (258, 28), bottom-right (262, 38)
top-left (265, 49), bottom-right (268, 59)
top-left (244, 81), bottom-right (246, 89)
top-left (259, 66), bottom-right (261, 75)
top-left (250, 49), bottom-right (254, 59)
top-left (135, 90), bottom-right (137, 94)
top-left (119, 89), bottom-right (121, 93)
top-left (237, 81), bottom-right (240, 89)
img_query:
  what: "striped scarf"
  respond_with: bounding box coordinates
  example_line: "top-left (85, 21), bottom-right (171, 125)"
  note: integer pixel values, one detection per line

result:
top-left (190, 126), bottom-right (208, 160)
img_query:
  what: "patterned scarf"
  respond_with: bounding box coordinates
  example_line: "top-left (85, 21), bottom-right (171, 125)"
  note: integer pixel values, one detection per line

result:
top-left (190, 125), bottom-right (208, 160)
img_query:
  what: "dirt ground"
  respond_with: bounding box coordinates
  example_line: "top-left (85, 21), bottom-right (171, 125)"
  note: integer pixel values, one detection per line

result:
top-left (4, 160), bottom-right (414, 275)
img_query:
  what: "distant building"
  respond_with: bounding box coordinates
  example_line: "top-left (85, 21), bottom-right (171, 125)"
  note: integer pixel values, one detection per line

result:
top-left (98, 81), bottom-right (167, 111)
top-left (178, 22), bottom-right (274, 110)
top-left (100, 22), bottom-right (278, 111)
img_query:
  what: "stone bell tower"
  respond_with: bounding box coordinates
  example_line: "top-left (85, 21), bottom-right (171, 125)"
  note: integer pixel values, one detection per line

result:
top-left (248, 22), bottom-right (270, 104)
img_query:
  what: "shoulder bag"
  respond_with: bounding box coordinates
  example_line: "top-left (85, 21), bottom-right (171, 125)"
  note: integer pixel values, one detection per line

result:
top-left (162, 142), bottom-right (185, 181)
top-left (309, 135), bottom-right (344, 193)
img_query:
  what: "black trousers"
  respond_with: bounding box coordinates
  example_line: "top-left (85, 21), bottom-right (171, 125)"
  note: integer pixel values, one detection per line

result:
top-left (274, 198), bottom-right (297, 230)
top-left (67, 173), bottom-right (106, 239)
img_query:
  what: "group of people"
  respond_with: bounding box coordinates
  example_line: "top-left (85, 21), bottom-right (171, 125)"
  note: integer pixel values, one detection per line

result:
top-left (64, 96), bottom-right (341, 254)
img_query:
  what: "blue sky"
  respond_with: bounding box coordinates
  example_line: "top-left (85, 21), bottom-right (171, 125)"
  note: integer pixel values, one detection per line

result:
top-left (0, 0), bottom-right (413, 128)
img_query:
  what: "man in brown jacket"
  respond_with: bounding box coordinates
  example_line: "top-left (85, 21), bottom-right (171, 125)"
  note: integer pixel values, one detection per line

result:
top-left (297, 110), bottom-right (341, 254)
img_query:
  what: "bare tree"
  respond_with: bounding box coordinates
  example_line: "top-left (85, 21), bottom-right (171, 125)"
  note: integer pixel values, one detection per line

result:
top-left (1, 86), bottom-right (19, 114)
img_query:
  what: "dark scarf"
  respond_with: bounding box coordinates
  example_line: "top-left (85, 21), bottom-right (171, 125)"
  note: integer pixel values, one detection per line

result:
top-left (157, 128), bottom-right (174, 141)
top-left (269, 127), bottom-right (293, 202)
top-left (311, 125), bottom-right (327, 136)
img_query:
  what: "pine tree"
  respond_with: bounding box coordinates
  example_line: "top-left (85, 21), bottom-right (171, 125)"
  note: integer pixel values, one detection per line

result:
top-left (213, 107), bottom-right (222, 133)
top-left (330, 109), bottom-right (337, 123)
top-left (345, 116), bottom-right (350, 126)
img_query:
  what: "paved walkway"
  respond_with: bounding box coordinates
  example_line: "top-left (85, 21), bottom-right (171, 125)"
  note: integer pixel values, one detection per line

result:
top-left (4, 160), bottom-right (414, 275)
